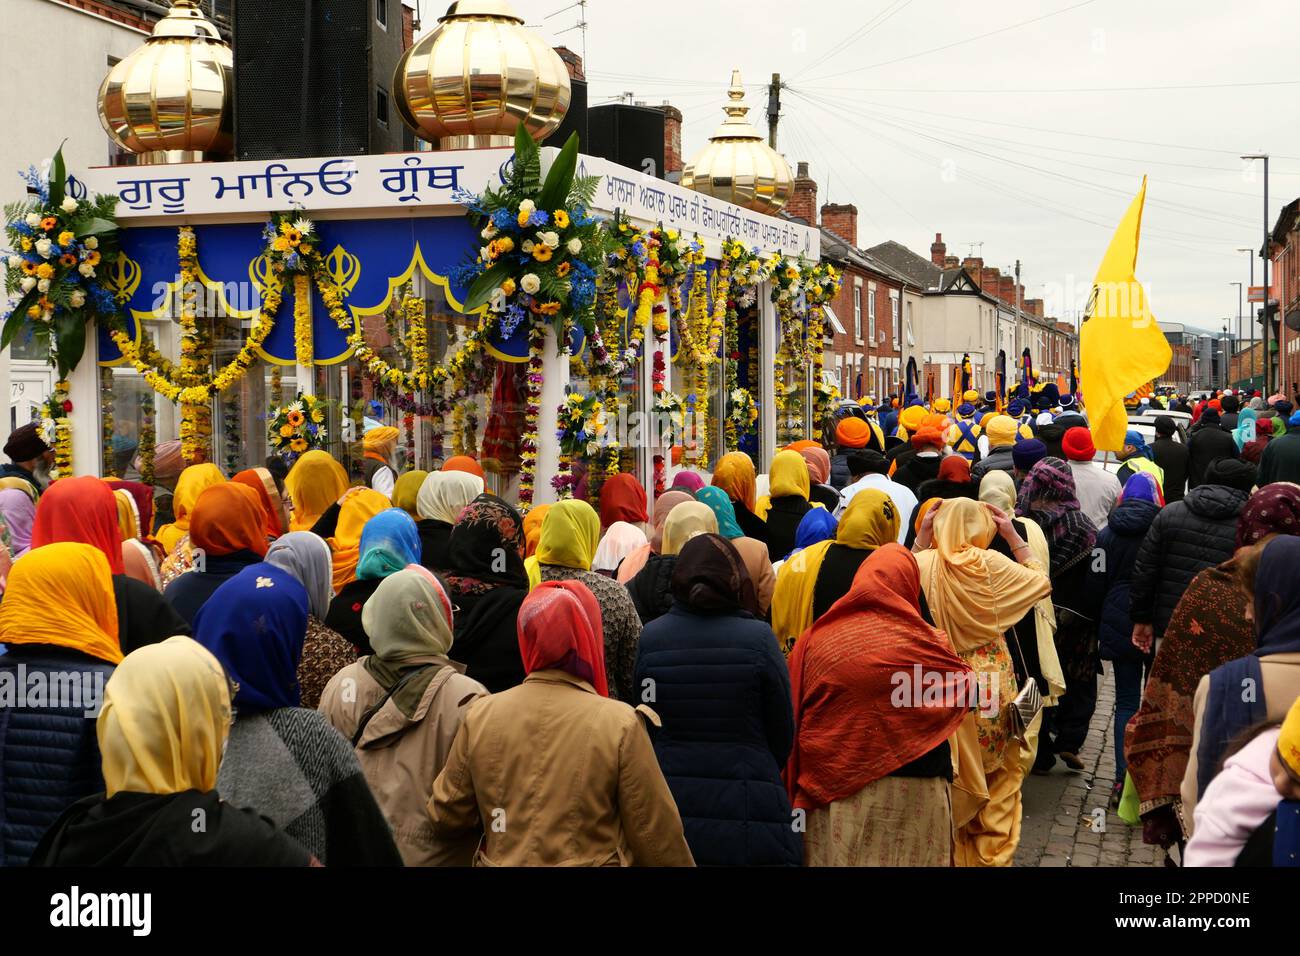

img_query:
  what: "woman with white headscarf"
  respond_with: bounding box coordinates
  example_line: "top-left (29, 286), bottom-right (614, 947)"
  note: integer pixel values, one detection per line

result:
top-left (414, 471), bottom-right (484, 571)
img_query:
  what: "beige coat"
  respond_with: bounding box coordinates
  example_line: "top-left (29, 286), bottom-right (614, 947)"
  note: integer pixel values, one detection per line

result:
top-left (428, 670), bottom-right (695, 866)
top-left (319, 657), bottom-right (488, 866)
top-left (1181, 651), bottom-right (1300, 834)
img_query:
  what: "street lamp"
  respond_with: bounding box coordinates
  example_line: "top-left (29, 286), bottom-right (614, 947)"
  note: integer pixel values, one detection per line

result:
top-left (1222, 323), bottom-right (1230, 390)
top-left (1237, 247), bottom-right (1256, 388)
top-left (1241, 154), bottom-right (1270, 394)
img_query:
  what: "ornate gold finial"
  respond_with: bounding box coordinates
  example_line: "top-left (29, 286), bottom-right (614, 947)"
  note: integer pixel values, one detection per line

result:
top-left (393, 0), bottom-right (571, 149)
top-left (98, 0), bottom-right (233, 164)
top-left (680, 71), bottom-right (793, 215)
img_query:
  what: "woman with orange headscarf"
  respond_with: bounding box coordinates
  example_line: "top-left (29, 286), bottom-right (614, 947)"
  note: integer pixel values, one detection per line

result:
top-left (32, 475), bottom-right (189, 653)
top-left (442, 455), bottom-right (486, 480)
top-left (162, 483), bottom-right (270, 625)
top-left (231, 467), bottom-right (290, 540)
top-left (913, 497), bottom-right (1051, 866)
top-left (0, 542), bottom-right (123, 865)
top-left (787, 543), bottom-right (973, 866)
top-left (284, 450), bottom-right (350, 533)
top-left (713, 452), bottom-right (768, 545)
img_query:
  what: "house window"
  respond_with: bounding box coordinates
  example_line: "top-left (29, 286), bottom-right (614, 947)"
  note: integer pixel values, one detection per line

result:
top-left (376, 0), bottom-right (387, 28)
top-left (376, 87), bottom-right (389, 127)
top-left (853, 284), bottom-right (862, 344)
top-left (906, 301), bottom-right (914, 346)
top-left (890, 293), bottom-right (900, 347)
top-left (868, 283), bottom-right (877, 343)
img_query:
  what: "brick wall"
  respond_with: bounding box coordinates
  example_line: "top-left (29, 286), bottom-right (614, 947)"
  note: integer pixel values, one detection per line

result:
top-left (821, 203), bottom-right (858, 247)
top-left (787, 161), bottom-right (817, 225)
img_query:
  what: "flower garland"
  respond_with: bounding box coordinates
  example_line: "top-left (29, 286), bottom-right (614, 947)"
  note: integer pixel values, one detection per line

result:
top-left (100, 366), bottom-right (116, 477)
top-left (270, 364), bottom-right (283, 407)
top-left (269, 392), bottom-right (329, 461)
top-left (554, 390), bottom-right (604, 500)
top-left (3, 146), bottom-right (120, 378)
top-left (109, 228), bottom-right (278, 410)
top-left (293, 274), bottom-right (313, 368)
top-left (517, 315), bottom-right (547, 510)
top-left (138, 391), bottom-right (156, 485)
top-left (726, 387), bottom-right (758, 452)
top-left (223, 400), bottom-right (241, 476)
top-left (41, 380), bottom-right (73, 479)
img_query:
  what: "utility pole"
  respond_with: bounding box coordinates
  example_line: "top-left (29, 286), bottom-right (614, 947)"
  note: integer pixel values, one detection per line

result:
top-left (767, 73), bottom-right (781, 150)
top-left (1243, 154), bottom-right (1271, 394)
top-left (1014, 259), bottom-right (1023, 384)
top-left (1238, 247), bottom-right (1255, 388)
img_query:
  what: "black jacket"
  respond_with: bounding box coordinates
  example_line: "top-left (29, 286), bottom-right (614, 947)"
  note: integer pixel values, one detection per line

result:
top-left (0, 463), bottom-right (39, 497)
top-left (447, 587), bottom-right (528, 694)
top-left (1187, 424), bottom-right (1238, 489)
top-left (325, 578), bottom-right (383, 654)
top-left (809, 483), bottom-right (839, 511)
top-left (113, 575), bottom-right (191, 655)
top-left (626, 554), bottom-right (677, 626)
top-left (829, 453), bottom-right (854, 491)
top-left (891, 454), bottom-right (942, 495)
top-left (1089, 498), bottom-right (1160, 661)
top-left (1128, 483), bottom-right (1247, 635)
top-left (0, 647), bottom-right (115, 866)
top-left (1152, 437), bottom-right (1190, 503)
top-left (732, 501), bottom-right (769, 548)
top-left (762, 495), bottom-right (812, 561)
top-left (634, 603), bottom-right (801, 866)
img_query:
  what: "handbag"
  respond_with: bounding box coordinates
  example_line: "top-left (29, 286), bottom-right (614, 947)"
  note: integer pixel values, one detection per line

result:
top-left (1005, 628), bottom-right (1043, 742)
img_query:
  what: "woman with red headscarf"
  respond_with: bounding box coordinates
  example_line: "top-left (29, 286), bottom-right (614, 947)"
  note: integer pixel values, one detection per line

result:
top-left (788, 544), bottom-right (973, 866)
top-left (598, 473), bottom-right (649, 532)
top-left (161, 483), bottom-right (270, 625)
top-left (429, 581), bottom-right (694, 866)
top-left (31, 475), bottom-right (189, 653)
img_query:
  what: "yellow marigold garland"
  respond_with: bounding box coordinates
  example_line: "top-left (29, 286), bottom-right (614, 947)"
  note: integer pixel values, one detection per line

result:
top-left (293, 274), bottom-right (313, 368)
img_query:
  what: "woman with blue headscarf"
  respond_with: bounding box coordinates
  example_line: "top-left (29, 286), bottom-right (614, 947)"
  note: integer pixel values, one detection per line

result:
top-left (326, 508), bottom-right (422, 653)
top-left (1116, 428), bottom-right (1165, 490)
top-left (196, 562), bottom-right (401, 866)
top-left (1232, 406), bottom-right (1258, 452)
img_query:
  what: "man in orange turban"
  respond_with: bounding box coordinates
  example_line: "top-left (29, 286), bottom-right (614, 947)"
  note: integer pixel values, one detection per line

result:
top-left (362, 426), bottom-right (400, 497)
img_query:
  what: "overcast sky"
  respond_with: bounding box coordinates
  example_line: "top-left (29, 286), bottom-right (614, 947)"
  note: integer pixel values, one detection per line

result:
top-left (417, 0), bottom-right (1300, 337)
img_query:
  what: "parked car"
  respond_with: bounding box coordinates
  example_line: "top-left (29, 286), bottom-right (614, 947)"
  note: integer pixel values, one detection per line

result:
top-left (1093, 415), bottom-right (1188, 476)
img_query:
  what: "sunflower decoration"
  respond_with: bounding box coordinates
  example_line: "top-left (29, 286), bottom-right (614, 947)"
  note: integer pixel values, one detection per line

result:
top-left (267, 392), bottom-right (332, 464)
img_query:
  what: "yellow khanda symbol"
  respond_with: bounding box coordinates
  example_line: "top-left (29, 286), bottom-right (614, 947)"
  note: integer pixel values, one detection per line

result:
top-left (324, 244), bottom-right (361, 297)
top-left (106, 252), bottom-right (142, 305)
top-left (248, 253), bottom-right (274, 293)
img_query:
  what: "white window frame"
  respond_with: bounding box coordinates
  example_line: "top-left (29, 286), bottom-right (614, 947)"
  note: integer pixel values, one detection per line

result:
top-left (853, 281), bottom-right (863, 345)
top-left (867, 282), bottom-right (877, 344)
top-left (890, 292), bottom-right (900, 348)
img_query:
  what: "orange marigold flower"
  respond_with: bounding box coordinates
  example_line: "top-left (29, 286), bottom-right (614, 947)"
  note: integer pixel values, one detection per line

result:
top-left (40, 217), bottom-right (58, 232)
top-left (287, 410), bottom-right (305, 426)
top-left (556, 261), bottom-right (571, 277)
top-left (532, 244), bottom-right (553, 263)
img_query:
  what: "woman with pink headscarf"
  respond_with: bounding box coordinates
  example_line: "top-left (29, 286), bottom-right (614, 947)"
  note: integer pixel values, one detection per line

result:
top-left (617, 491), bottom-right (693, 584)
top-left (801, 446), bottom-right (839, 511)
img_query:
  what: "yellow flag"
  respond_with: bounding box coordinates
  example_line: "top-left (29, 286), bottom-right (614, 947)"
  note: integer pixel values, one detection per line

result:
top-left (1080, 177), bottom-right (1171, 452)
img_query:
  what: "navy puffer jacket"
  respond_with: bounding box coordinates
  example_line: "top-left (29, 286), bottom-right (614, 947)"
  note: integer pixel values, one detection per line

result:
top-left (1089, 498), bottom-right (1160, 661)
top-left (634, 603), bottom-right (801, 866)
top-left (1128, 483), bottom-right (1247, 635)
top-left (0, 646), bottom-right (115, 866)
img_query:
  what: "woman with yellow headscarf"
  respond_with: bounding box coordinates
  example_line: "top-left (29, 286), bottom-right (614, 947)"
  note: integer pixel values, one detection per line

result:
top-left (284, 450), bottom-right (350, 533)
top-left (391, 469), bottom-right (428, 519)
top-left (624, 501), bottom-right (718, 626)
top-left (771, 489), bottom-right (900, 653)
top-left (712, 452), bottom-right (768, 542)
top-left (326, 488), bottom-right (392, 592)
top-left (29, 637), bottom-right (315, 866)
top-left (913, 497), bottom-right (1051, 867)
top-left (534, 499), bottom-right (644, 703)
top-left (0, 542), bottom-right (121, 865)
top-left (756, 449), bottom-right (816, 561)
top-left (154, 462), bottom-right (224, 555)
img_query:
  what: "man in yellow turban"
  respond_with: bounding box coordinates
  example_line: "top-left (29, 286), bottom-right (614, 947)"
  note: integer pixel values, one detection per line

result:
top-left (932, 397), bottom-right (952, 415)
top-left (362, 425), bottom-right (400, 497)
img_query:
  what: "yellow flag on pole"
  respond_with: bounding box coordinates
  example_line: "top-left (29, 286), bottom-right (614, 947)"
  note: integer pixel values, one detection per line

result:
top-left (1080, 177), bottom-right (1171, 452)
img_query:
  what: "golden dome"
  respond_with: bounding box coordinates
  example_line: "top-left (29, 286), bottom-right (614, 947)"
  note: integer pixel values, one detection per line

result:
top-left (98, 0), bottom-right (232, 163)
top-left (681, 71), bottom-right (793, 215)
top-left (394, 0), bottom-right (571, 149)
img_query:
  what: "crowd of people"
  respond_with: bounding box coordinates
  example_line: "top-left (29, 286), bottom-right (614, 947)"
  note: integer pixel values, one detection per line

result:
top-left (2, 382), bottom-right (1300, 868)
